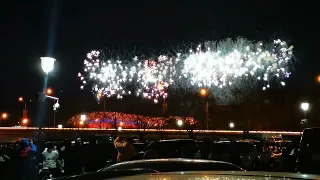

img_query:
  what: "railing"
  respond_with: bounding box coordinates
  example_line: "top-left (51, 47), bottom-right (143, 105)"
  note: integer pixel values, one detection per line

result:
top-left (0, 127), bottom-right (302, 135)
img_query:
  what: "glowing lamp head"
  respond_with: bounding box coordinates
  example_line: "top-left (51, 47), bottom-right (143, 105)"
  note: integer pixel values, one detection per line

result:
top-left (80, 114), bottom-right (87, 121)
top-left (300, 102), bottom-right (309, 111)
top-left (200, 88), bottom-right (208, 96)
top-left (18, 97), bottom-right (24, 102)
top-left (22, 118), bottom-right (28, 124)
top-left (157, 83), bottom-right (164, 90)
top-left (79, 121), bottom-right (84, 125)
top-left (46, 88), bottom-right (53, 95)
top-left (177, 119), bottom-right (183, 126)
top-left (229, 122), bottom-right (235, 129)
top-left (1, 113), bottom-right (8, 119)
top-left (57, 124), bottom-right (63, 129)
top-left (316, 75), bottom-right (320, 83)
top-left (41, 57), bottom-right (56, 74)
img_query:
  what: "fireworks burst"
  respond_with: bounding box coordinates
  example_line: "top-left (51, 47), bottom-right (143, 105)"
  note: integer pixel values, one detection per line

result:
top-left (78, 50), bottom-right (131, 99)
top-left (182, 38), bottom-right (293, 91)
top-left (79, 38), bottom-right (294, 104)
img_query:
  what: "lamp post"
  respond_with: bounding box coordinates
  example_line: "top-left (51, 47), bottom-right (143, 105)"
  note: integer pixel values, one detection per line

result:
top-left (300, 102), bottom-right (309, 119)
top-left (18, 97), bottom-right (30, 119)
top-left (177, 119), bottom-right (184, 127)
top-left (37, 57), bottom-right (55, 139)
top-left (0, 113), bottom-right (8, 126)
top-left (79, 114), bottom-right (86, 129)
top-left (18, 97), bottom-right (27, 110)
top-left (22, 118), bottom-right (28, 127)
top-left (97, 93), bottom-right (106, 112)
top-left (200, 88), bottom-right (209, 129)
top-left (229, 122), bottom-right (235, 129)
top-left (45, 88), bottom-right (60, 127)
top-left (79, 120), bottom-right (84, 129)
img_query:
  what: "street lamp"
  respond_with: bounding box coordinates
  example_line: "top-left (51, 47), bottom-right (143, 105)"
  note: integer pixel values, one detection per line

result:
top-left (177, 119), bottom-right (184, 127)
top-left (229, 122), bottom-right (235, 129)
top-left (1, 113), bottom-right (8, 119)
top-left (43, 90), bottom-right (60, 127)
top-left (80, 114), bottom-right (87, 121)
top-left (41, 57), bottom-right (56, 75)
top-left (37, 57), bottom-right (55, 138)
top-left (45, 88), bottom-right (59, 127)
top-left (155, 82), bottom-right (168, 117)
top-left (18, 96), bottom-right (29, 119)
top-left (316, 75), bottom-right (320, 84)
top-left (200, 88), bottom-right (209, 129)
top-left (0, 113), bottom-right (8, 126)
top-left (97, 93), bottom-right (107, 112)
top-left (46, 88), bottom-right (53, 95)
top-left (22, 118), bottom-right (28, 126)
top-left (300, 102), bottom-right (309, 119)
top-left (200, 88), bottom-right (208, 97)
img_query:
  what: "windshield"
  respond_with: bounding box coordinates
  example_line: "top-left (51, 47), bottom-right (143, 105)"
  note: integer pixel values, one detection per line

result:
top-left (143, 140), bottom-right (199, 158)
top-left (237, 143), bottom-right (255, 153)
top-left (300, 129), bottom-right (320, 150)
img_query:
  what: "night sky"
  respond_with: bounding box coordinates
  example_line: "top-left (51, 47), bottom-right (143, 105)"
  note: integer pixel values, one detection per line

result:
top-left (0, 0), bottom-right (318, 127)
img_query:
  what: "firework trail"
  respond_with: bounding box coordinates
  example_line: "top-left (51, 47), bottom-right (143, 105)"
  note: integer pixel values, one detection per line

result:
top-left (78, 38), bottom-right (294, 104)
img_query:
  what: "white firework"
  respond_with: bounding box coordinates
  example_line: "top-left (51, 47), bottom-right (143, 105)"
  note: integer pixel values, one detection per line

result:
top-left (181, 38), bottom-right (293, 91)
top-left (79, 38), bottom-right (294, 104)
top-left (78, 50), bottom-right (131, 99)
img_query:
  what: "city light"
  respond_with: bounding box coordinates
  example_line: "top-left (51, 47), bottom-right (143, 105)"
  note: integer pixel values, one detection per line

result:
top-left (300, 102), bottom-right (310, 119)
top-left (200, 88), bottom-right (208, 97)
top-left (97, 93), bottom-right (103, 100)
top-left (119, 122), bottom-right (123, 126)
top-left (1, 112), bottom-right (8, 125)
top-left (80, 114), bottom-right (87, 121)
top-left (41, 57), bottom-right (56, 74)
top-left (300, 102), bottom-right (309, 111)
top-left (117, 127), bottom-right (122, 131)
top-left (1, 113), bottom-right (8, 119)
top-left (229, 122), bottom-right (235, 129)
top-left (18, 97), bottom-right (28, 118)
top-left (177, 119), bottom-right (183, 126)
top-left (46, 88), bottom-right (53, 95)
top-left (22, 118), bottom-right (28, 125)
top-left (157, 83), bottom-right (164, 90)
top-left (57, 124), bottom-right (63, 129)
top-left (316, 75), bottom-right (320, 83)
top-left (79, 121), bottom-right (84, 125)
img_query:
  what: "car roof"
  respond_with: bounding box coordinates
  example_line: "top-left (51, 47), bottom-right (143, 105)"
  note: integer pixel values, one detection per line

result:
top-left (115, 171), bottom-right (320, 180)
top-left (102, 158), bottom-right (244, 172)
